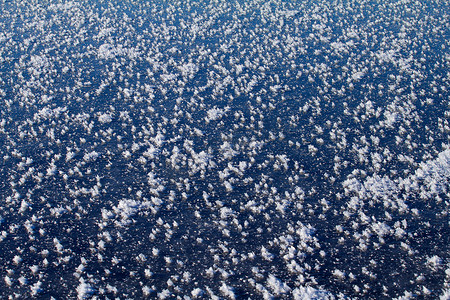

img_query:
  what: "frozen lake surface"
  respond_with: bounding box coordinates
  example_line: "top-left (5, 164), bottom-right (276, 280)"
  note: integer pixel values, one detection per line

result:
top-left (0, 0), bottom-right (449, 299)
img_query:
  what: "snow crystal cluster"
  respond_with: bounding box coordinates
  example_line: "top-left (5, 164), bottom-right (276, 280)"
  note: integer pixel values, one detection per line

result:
top-left (0, 0), bottom-right (448, 298)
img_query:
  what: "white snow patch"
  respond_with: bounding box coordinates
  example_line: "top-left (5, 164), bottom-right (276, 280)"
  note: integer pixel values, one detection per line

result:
top-left (292, 286), bottom-right (334, 300)
top-left (219, 283), bottom-right (235, 299)
top-left (83, 151), bottom-right (100, 162)
top-left (98, 113), bottom-right (113, 124)
top-left (76, 278), bottom-right (94, 300)
top-left (267, 274), bottom-right (291, 295)
top-left (206, 107), bottom-right (228, 122)
top-left (112, 199), bottom-right (154, 221)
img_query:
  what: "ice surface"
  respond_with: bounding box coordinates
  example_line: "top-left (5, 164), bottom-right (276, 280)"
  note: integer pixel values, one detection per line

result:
top-left (0, 0), bottom-right (448, 298)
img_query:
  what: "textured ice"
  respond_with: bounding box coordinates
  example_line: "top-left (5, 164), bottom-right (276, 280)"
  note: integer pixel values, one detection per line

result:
top-left (0, 0), bottom-right (448, 298)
